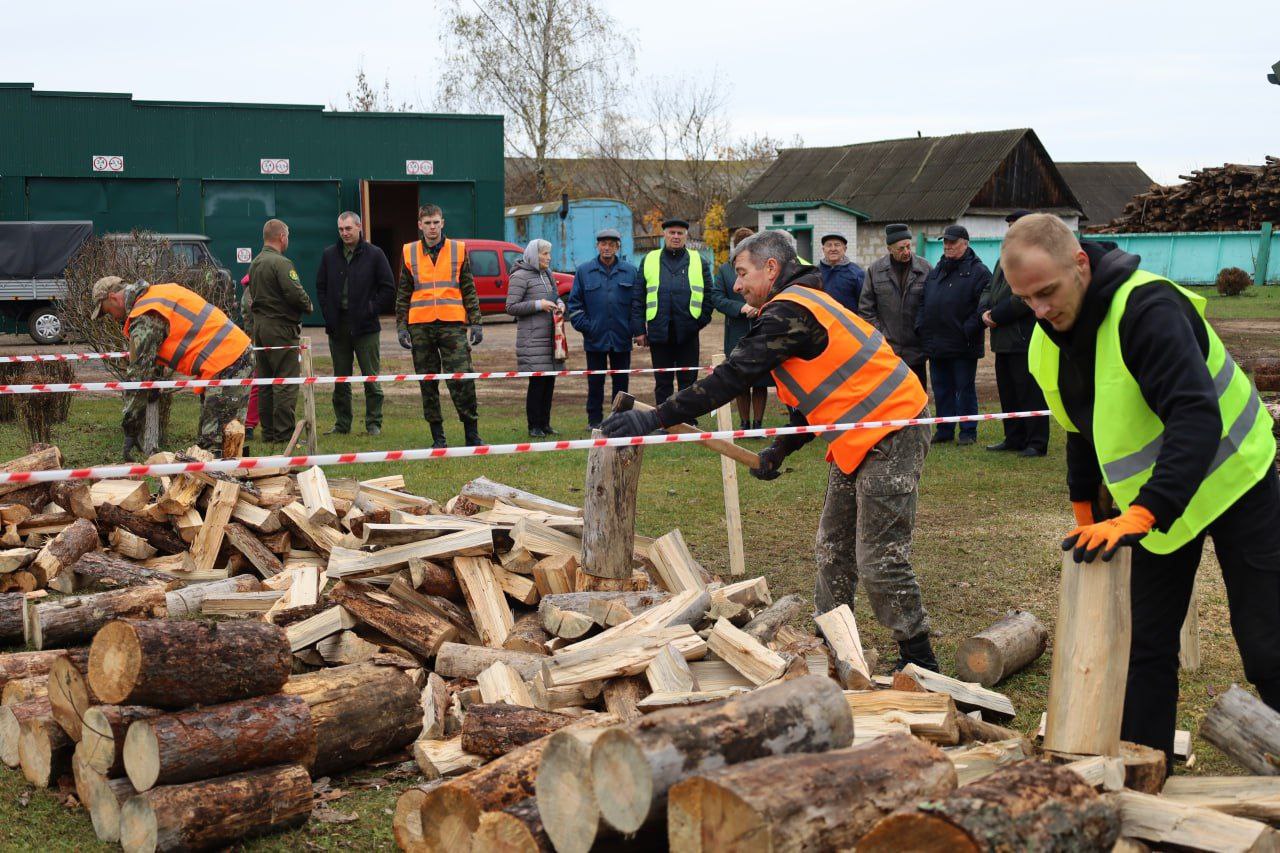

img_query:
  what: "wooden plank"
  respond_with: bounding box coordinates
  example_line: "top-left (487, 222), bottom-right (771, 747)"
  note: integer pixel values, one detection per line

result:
top-left (900, 664), bottom-right (1016, 721)
top-left (815, 604), bottom-right (874, 689)
top-left (223, 522), bottom-right (285, 578)
top-left (326, 527), bottom-right (493, 579)
top-left (648, 529), bottom-right (707, 592)
top-left (491, 561), bottom-right (539, 606)
top-left (285, 605), bottom-right (356, 651)
top-left (297, 466), bottom-right (338, 527)
top-left (512, 518), bottom-right (583, 559)
top-left (188, 480), bottom-right (239, 576)
top-left (707, 617), bottom-right (787, 685)
top-left (455, 556), bottom-right (515, 648)
top-left (711, 352), bottom-right (746, 576)
top-left (542, 627), bottom-right (706, 687)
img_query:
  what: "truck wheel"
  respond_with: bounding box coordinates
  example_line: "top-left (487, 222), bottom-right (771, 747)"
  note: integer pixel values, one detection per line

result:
top-left (28, 307), bottom-right (65, 345)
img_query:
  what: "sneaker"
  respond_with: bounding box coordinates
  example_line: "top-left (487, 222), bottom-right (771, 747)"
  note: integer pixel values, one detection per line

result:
top-left (365, 425), bottom-right (381, 436)
top-left (957, 435), bottom-right (976, 446)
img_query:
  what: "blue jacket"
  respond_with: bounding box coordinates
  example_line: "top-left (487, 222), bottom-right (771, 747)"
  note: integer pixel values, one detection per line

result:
top-left (566, 255), bottom-right (638, 353)
top-left (631, 248), bottom-right (715, 345)
top-left (817, 258), bottom-right (865, 313)
top-left (915, 247), bottom-right (991, 360)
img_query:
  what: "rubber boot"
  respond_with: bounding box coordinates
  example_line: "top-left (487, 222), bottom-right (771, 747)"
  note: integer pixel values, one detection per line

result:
top-left (894, 633), bottom-right (940, 672)
top-left (429, 421), bottom-right (448, 449)
top-left (463, 419), bottom-right (484, 447)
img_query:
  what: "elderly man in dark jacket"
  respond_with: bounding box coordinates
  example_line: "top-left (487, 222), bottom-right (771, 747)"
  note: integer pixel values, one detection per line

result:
top-left (980, 210), bottom-right (1049, 456)
top-left (567, 228), bottom-right (638, 429)
top-left (859, 224), bottom-right (932, 389)
top-left (316, 212), bottom-right (395, 435)
top-left (917, 224), bottom-right (991, 445)
top-left (631, 218), bottom-right (714, 407)
top-left (817, 232), bottom-right (865, 313)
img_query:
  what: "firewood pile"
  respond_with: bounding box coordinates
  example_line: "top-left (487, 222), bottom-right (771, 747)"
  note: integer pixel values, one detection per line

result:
top-left (1094, 155), bottom-right (1280, 233)
top-left (2, 427), bottom-right (1280, 851)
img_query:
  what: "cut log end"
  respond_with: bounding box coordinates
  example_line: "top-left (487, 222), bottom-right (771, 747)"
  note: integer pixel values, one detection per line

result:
top-left (589, 727), bottom-right (654, 834)
top-left (858, 812), bottom-right (979, 853)
top-left (87, 621), bottom-right (142, 705)
top-left (119, 797), bottom-right (158, 853)
top-left (418, 786), bottom-right (481, 851)
top-left (122, 720), bottom-right (160, 792)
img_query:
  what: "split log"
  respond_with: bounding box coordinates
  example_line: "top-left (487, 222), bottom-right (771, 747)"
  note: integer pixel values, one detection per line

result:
top-left (50, 480), bottom-right (95, 520)
top-left (531, 553), bottom-right (577, 596)
top-left (859, 760), bottom-right (1120, 852)
top-left (707, 617), bottom-right (786, 685)
top-left (815, 604), bottom-right (874, 688)
top-left (0, 696), bottom-right (50, 766)
top-left (956, 712), bottom-right (1023, 744)
top-left (479, 661), bottom-right (537, 707)
top-left (2, 674), bottom-right (46, 705)
top-left (329, 579), bottom-right (457, 658)
top-left (1065, 755), bottom-right (1126, 791)
top-left (281, 662), bottom-right (422, 776)
top-left (80, 705), bottom-right (164, 776)
top-left (30, 517), bottom-right (98, 588)
top-left (161, 574), bottom-right (262, 618)
top-left (504, 612), bottom-right (551, 654)
top-left (74, 755), bottom-right (135, 843)
top-left (231, 500), bottom-right (281, 534)
top-left (324, 526), bottom-right (492, 578)
top-left (946, 737), bottom-right (1036, 786)
top-left (90, 479), bottom-right (150, 512)
top-left (221, 418), bottom-right (245, 459)
top-left (584, 590), bottom-right (669, 626)
top-left (0, 592), bottom-right (25, 643)
top-left (955, 609), bottom-right (1049, 687)
top-left (565, 587), bottom-right (709, 653)
top-left (315, 630), bottom-right (378, 665)
top-left (0, 647), bottom-right (82, 688)
top-left (118, 763), bottom-right (313, 853)
top-left (542, 627), bottom-right (706, 687)
top-left (493, 561), bottom-right (540, 605)
top-left (1119, 741), bottom-right (1169, 794)
top-left (668, 732), bottom-right (956, 852)
top-left (646, 643), bottom-right (697, 694)
top-left (436, 643), bottom-right (543, 680)
top-left (0, 445), bottom-right (62, 498)
top-left (412, 557), bottom-right (463, 600)
top-left (648, 529), bottom-right (707, 592)
top-left (68, 551), bottom-right (177, 592)
top-left (189, 480), bottom-right (239, 575)
top-left (1160, 776), bottom-right (1280, 824)
top-left (110, 528), bottom-right (158, 560)
top-left (589, 674), bottom-right (854, 834)
top-left (414, 735), bottom-right (486, 779)
top-left (539, 600), bottom-right (595, 640)
top-left (223, 521), bottom-right (285, 578)
top-left (742, 593), bottom-right (807, 643)
top-left (1109, 788), bottom-right (1279, 852)
top-left (901, 663), bottom-right (1016, 720)
top-left (420, 671), bottom-right (449, 741)
top-left (603, 675), bottom-right (649, 722)
top-left (297, 465), bottom-right (338, 526)
top-left (387, 576), bottom-right (481, 646)
top-left (456, 555), bottom-right (515, 647)
top-left (579, 437), bottom-right (642, 588)
top-left (1200, 685), bottom-right (1280, 776)
top-left (19, 713), bottom-right (74, 786)
top-left (0, 546), bottom-right (36, 573)
top-left (461, 703), bottom-right (574, 758)
top-left (88, 619), bottom-right (292, 708)
top-left (26, 584), bottom-right (167, 650)
top-left (460, 476), bottom-right (582, 517)
top-left (123, 694), bottom-right (315, 791)
top-left (95, 502), bottom-right (186, 555)
top-left (845, 689), bottom-right (960, 745)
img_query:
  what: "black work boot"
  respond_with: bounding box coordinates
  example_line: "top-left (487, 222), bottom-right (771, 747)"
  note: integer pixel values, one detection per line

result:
top-left (429, 422), bottom-right (448, 449)
top-left (895, 633), bottom-right (940, 672)
top-left (463, 420), bottom-right (484, 447)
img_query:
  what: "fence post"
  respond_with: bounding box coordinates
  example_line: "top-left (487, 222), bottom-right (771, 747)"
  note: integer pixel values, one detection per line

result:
top-left (1256, 222), bottom-right (1274, 287)
top-left (301, 337), bottom-right (318, 454)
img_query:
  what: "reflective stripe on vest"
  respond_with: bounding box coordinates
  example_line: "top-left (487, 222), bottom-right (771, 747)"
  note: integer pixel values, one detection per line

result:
top-left (1028, 269), bottom-right (1276, 553)
top-left (643, 249), bottom-right (704, 322)
top-left (769, 285), bottom-right (928, 475)
top-left (403, 239), bottom-right (467, 324)
top-left (124, 283), bottom-right (250, 380)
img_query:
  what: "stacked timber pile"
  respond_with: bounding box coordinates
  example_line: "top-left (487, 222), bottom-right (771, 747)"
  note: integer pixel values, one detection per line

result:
top-left (1096, 155), bottom-right (1280, 233)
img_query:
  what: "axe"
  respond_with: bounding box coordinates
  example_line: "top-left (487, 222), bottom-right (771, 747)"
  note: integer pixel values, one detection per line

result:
top-left (612, 392), bottom-right (761, 470)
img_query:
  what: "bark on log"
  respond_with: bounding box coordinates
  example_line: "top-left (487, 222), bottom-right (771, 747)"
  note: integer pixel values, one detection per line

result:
top-left (0, 695), bottom-right (50, 767)
top-left (668, 732), bottom-right (956, 851)
top-left (1109, 788), bottom-right (1280, 852)
top-left (19, 713), bottom-right (74, 787)
top-left (67, 551), bottom-right (177, 592)
top-left (1200, 685), bottom-right (1280, 776)
top-left (590, 674), bottom-right (854, 834)
top-left (50, 481), bottom-right (96, 520)
top-left (955, 610), bottom-right (1049, 687)
top-left (504, 612), bottom-right (551, 655)
top-left (48, 653), bottom-right (98, 741)
top-left (0, 592), bottom-right (24, 643)
top-left (742, 593), bottom-right (807, 643)
top-left (118, 763), bottom-right (313, 853)
top-left (858, 760), bottom-right (1120, 853)
top-left (281, 662), bottom-right (422, 776)
top-left (95, 502), bottom-right (186, 555)
top-left (435, 642), bottom-right (543, 680)
top-left (30, 517), bottom-right (99, 588)
top-left (329, 579), bottom-right (457, 659)
top-left (956, 712), bottom-right (1023, 744)
top-left (123, 694), bottom-right (315, 791)
top-left (89, 619), bottom-right (292, 708)
top-left (580, 439), bottom-right (642, 583)
top-left (0, 647), bottom-right (82, 691)
top-left (461, 703), bottom-right (575, 758)
top-left (81, 705), bottom-right (164, 777)
top-left (413, 558), bottom-right (464, 600)
top-left (26, 584), bottom-right (168, 650)
top-left (74, 754), bottom-right (136, 843)
top-left (162, 575), bottom-right (262, 619)
top-left (2, 674), bottom-right (46, 705)
top-left (0, 446), bottom-right (62, 498)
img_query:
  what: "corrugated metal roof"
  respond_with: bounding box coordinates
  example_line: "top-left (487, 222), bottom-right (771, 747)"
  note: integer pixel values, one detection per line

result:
top-left (1057, 162), bottom-right (1157, 225)
top-left (730, 129), bottom-right (1080, 224)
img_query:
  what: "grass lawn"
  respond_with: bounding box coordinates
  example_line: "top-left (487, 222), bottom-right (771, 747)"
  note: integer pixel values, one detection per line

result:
top-left (1190, 282), bottom-right (1280, 321)
top-left (0, 357), bottom-right (1272, 848)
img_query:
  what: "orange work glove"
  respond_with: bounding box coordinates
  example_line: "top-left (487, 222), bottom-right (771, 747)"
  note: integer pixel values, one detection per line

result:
top-left (1071, 500), bottom-right (1095, 526)
top-left (1062, 505), bottom-right (1156, 563)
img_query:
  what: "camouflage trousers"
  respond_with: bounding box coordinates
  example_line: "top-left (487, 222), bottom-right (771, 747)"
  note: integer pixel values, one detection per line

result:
top-left (814, 419), bottom-right (931, 642)
top-left (196, 350), bottom-right (253, 452)
top-left (410, 323), bottom-right (477, 424)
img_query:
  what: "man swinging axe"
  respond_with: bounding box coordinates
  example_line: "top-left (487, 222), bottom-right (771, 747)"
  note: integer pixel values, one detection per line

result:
top-left (600, 229), bottom-right (940, 671)
top-left (1003, 213), bottom-right (1280, 766)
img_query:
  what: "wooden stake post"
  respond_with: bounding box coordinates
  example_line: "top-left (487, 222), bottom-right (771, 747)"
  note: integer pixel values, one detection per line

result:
top-left (1044, 548), bottom-right (1132, 757)
top-left (301, 336), bottom-right (319, 454)
top-left (711, 353), bottom-right (746, 576)
top-left (1179, 577), bottom-right (1200, 672)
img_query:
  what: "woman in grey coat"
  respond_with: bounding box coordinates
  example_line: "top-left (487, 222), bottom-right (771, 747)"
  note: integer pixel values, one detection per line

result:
top-left (505, 239), bottom-right (566, 436)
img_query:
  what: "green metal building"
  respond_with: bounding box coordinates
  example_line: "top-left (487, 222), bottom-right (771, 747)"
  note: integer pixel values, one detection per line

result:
top-left (0, 82), bottom-right (504, 323)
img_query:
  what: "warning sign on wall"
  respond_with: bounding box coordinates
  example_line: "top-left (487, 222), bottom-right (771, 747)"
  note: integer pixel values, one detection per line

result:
top-left (236, 248), bottom-right (253, 264)
top-left (405, 160), bottom-right (434, 176)
top-left (92, 155), bottom-right (125, 172)
top-left (260, 159), bottom-right (291, 175)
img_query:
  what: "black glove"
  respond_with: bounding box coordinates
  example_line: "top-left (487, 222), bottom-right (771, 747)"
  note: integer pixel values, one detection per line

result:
top-left (751, 443), bottom-right (787, 481)
top-left (600, 408), bottom-right (661, 438)
top-left (397, 329), bottom-right (412, 350)
top-left (122, 434), bottom-right (142, 461)
top-left (469, 324), bottom-right (484, 346)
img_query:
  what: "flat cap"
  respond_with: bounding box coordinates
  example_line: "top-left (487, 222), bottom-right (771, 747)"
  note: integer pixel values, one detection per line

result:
top-left (595, 228), bottom-right (622, 241)
top-left (661, 218), bottom-right (690, 230)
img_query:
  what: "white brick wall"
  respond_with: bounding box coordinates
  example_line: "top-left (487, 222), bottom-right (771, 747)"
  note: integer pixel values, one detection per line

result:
top-left (755, 205), bottom-right (861, 263)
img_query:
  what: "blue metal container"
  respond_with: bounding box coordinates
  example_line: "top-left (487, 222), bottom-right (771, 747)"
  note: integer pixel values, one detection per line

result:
top-left (505, 198), bottom-right (634, 273)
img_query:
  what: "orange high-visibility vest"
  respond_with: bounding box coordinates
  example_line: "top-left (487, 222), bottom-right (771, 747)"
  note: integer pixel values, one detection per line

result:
top-left (403, 239), bottom-right (467, 324)
top-left (770, 284), bottom-right (927, 474)
top-left (124, 283), bottom-right (250, 379)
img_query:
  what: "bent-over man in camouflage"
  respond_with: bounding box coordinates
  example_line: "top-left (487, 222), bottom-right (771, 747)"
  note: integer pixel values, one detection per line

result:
top-left (600, 230), bottom-right (940, 671)
top-left (92, 276), bottom-right (252, 459)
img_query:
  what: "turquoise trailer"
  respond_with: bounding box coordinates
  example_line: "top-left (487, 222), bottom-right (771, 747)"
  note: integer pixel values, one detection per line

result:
top-left (505, 198), bottom-right (634, 273)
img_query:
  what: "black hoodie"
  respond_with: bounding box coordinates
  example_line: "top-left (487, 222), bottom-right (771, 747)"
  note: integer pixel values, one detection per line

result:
top-left (1042, 242), bottom-right (1220, 530)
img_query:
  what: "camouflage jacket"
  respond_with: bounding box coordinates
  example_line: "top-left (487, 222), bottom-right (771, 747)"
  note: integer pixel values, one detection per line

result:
top-left (655, 263), bottom-right (829, 455)
top-left (248, 245), bottom-right (312, 327)
top-left (395, 234), bottom-right (482, 331)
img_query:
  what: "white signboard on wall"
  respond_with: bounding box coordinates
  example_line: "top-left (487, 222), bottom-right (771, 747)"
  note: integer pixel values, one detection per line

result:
top-left (260, 158), bottom-right (291, 175)
top-left (235, 248), bottom-right (253, 264)
top-left (92, 155), bottom-right (125, 172)
top-left (406, 160), bottom-right (434, 176)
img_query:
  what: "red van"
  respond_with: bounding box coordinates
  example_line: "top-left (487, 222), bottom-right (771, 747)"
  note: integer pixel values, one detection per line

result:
top-left (464, 239), bottom-right (573, 316)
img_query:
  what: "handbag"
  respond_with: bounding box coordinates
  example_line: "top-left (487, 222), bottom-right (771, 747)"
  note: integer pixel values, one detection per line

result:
top-left (553, 310), bottom-right (569, 361)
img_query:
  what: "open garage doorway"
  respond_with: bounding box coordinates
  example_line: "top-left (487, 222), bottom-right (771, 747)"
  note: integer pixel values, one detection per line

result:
top-left (360, 181), bottom-right (420, 272)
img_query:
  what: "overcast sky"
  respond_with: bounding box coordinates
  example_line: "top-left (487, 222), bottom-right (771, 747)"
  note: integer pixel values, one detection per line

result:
top-left (4, 0), bottom-right (1276, 184)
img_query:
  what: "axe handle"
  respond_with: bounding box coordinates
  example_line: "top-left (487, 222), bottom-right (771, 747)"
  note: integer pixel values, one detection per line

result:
top-left (624, 397), bottom-right (761, 469)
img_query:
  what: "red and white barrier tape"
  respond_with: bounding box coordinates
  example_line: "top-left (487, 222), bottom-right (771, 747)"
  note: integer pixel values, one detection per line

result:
top-left (0, 365), bottom-right (715, 395)
top-left (0, 344), bottom-right (306, 365)
top-left (0, 410), bottom-right (1052, 484)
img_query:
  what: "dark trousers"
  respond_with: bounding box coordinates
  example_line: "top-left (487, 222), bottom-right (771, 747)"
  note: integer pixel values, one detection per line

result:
top-left (929, 357), bottom-right (978, 440)
top-left (908, 359), bottom-right (928, 393)
top-left (1123, 468), bottom-right (1280, 766)
top-left (525, 376), bottom-right (556, 430)
top-left (328, 320), bottom-right (383, 432)
top-left (253, 326), bottom-right (301, 443)
top-left (585, 350), bottom-right (631, 426)
top-left (994, 351), bottom-right (1049, 452)
top-left (650, 336), bottom-right (700, 407)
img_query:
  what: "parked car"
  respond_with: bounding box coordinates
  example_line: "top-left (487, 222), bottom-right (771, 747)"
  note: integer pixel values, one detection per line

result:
top-left (464, 239), bottom-right (572, 316)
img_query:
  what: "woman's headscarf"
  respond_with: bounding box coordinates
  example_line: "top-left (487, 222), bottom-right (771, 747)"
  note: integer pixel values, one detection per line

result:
top-left (523, 239), bottom-right (552, 268)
